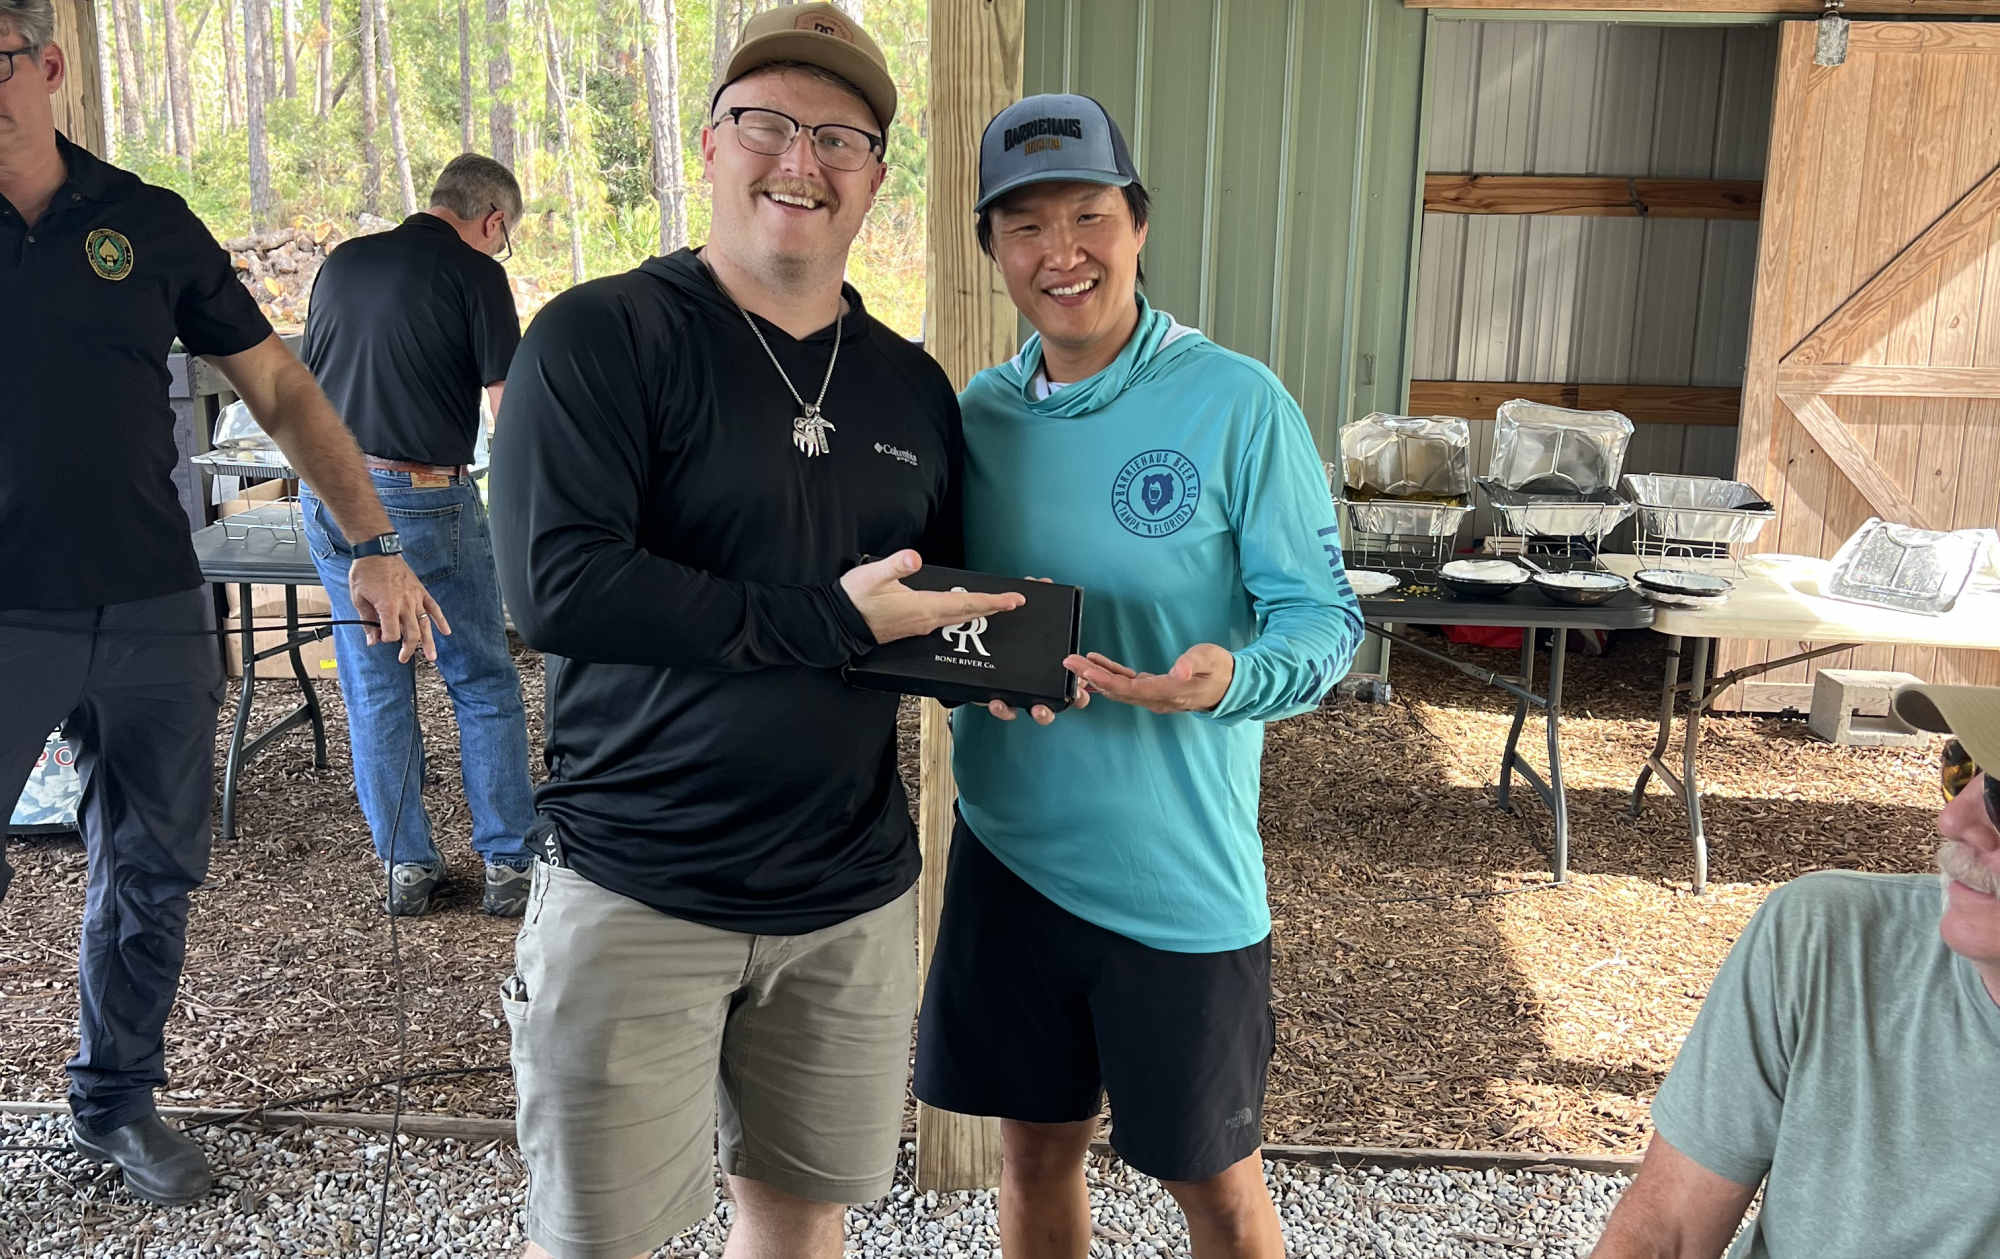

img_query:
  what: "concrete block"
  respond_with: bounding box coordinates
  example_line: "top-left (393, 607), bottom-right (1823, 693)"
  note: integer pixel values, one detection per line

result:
top-left (1809, 669), bottom-right (1928, 747)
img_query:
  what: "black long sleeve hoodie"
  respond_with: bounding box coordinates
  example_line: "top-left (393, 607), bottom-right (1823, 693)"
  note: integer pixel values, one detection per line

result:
top-left (490, 248), bottom-right (962, 933)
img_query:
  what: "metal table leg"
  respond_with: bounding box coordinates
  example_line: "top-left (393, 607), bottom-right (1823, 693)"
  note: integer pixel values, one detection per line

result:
top-left (1545, 629), bottom-right (1569, 883)
top-left (1629, 634), bottom-right (1683, 818)
top-left (221, 581), bottom-right (257, 842)
top-left (1496, 633), bottom-right (1536, 817)
top-left (1684, 637), bottom-right (1711, 893)
top-left (282, 585), bottom-right (329, 771)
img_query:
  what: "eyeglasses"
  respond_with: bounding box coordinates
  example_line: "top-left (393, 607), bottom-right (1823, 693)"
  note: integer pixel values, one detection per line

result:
top-left (1940, 738), bottom-right (2000, 829)
top-left (490, 204), bottom-right (513, 263)
top-left (715, 106), bottom-right (884, 173)
top-left (0, 44), bottom-right (39, 86)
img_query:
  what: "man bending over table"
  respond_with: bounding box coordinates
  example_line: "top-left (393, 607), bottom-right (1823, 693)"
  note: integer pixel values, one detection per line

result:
top-left (1589, 681), bottom-right (2000, 1258)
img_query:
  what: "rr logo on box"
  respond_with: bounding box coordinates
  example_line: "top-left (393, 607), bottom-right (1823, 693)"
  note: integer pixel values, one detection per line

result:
top-left (939, 587), bottom-right (991, 657)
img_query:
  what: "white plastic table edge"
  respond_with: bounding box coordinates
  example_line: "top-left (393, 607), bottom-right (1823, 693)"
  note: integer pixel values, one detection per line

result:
top-left (1600, 554), bottom-right (2000, 651)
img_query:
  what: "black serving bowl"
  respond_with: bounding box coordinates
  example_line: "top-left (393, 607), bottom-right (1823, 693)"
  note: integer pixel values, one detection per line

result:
top-left (1438, 571), bottom-right (1529, 600)
top-left (1531, 571), bottom-right (1630, 606)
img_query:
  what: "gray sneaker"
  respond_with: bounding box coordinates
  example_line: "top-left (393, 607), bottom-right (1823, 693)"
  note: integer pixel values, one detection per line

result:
top-left (386, 861), bottom-right (444, 917)
top-left (483, 862), bottom-right (533, 917)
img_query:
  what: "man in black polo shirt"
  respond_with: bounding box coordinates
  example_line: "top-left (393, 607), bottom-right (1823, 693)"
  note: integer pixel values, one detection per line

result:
top-left (302, 154), bottom-right (535, 918)
top-left (0, 0), bottom-right (442, 1206)
top-left (490, 6), bottom-right (1025, 1256)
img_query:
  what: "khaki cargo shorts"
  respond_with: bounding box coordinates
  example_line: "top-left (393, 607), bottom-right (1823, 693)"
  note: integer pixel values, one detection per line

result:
top-left (503, 861), bottom-right (919, 1259)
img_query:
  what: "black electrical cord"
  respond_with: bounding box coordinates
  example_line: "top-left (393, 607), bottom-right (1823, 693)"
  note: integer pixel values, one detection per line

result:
top-left (370, 668), bottom-right (423, 1259)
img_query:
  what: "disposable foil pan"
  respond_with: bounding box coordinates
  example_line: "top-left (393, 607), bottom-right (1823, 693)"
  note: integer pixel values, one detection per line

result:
top-left (192, 448), bottom-right (298, 480)
top-left (1342, 498), bottom-right (1474, 538)
top-left (1622, 474), bottom-right (1776, 545)
top-left (1477, 480), bottom-right (1635, 539)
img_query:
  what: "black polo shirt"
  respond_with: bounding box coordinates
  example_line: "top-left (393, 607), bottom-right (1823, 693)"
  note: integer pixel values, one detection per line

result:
top-left (301, 213), bottom-right (519, 466)
top-left (1, 135), bottom-right (274, 611)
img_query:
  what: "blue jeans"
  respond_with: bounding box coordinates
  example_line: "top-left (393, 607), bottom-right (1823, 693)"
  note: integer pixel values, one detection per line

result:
top-left (301, 471), bottom-right (534, 870)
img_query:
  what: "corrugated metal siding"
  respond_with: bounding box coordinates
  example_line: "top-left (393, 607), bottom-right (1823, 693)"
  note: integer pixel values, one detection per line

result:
top-left (1413, 21), bottom-right (1778, 537)
top-left (1022, 0), bottom-right (1429, 455)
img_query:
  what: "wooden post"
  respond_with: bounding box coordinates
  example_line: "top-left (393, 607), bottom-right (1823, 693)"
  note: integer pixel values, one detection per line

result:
top-left (915, 0), bottom-right (1023, 1196)
top-left (51, 0), bottom-right (106, 156)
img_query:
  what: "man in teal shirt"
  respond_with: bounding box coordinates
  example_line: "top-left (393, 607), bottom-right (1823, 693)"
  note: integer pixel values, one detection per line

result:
top-left (913, 95), bottom-right (1362, 1259)
top-left (1589, 680), bottom-right (2000, 1259)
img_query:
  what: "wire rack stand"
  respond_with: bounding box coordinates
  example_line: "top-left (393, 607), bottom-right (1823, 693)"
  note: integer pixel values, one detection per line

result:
top-left (219, 498), bottom-right (307, 546)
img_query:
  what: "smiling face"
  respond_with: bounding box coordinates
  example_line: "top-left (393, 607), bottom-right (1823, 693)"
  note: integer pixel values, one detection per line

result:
top-left (700, 66), bottom-right (884, 289)
top-left (1936, 774), bottom-right (2000, 979)
top-left (988, 181), bottom-right (1148, 381)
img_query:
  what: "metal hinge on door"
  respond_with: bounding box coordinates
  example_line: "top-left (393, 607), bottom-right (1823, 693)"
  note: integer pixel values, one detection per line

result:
top-left (1815, 0), bottom-right (1849, 68)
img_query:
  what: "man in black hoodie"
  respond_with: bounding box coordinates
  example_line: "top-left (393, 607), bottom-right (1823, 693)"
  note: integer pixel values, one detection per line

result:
top-left (488, 7), bottom-right (1021, 1258)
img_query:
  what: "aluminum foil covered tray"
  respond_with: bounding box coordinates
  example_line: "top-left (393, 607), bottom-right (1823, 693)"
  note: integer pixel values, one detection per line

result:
top-left (1342, 413), bottom-right (1473, 499)
top-left (1342, 498), bottom-right (1474, 538)
top-left (1489, 400), bottom-right (1634, 494)
top-left (1622, 474), bottom-right (1775, 545)
top-left (1477, 479), bottom-right (1636, 539)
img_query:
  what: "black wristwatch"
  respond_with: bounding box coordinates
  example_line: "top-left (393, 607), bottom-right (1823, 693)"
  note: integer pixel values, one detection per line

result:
top-left (352, 532), bottom-right (404, 560)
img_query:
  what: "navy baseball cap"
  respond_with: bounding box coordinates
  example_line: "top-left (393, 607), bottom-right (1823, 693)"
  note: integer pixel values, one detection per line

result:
top-left (976, 94), bottom-right (1138, 214)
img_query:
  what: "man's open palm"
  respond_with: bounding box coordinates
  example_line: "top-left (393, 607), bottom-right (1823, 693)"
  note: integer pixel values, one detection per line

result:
top-left (1064, 644), bottom-right (1234, 714)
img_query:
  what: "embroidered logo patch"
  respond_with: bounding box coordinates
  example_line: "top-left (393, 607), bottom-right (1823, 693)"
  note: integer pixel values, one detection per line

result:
top-left (1112, 449), bottom-right (1200, 537)
top-left (85, 228), bottom-right (134, 281)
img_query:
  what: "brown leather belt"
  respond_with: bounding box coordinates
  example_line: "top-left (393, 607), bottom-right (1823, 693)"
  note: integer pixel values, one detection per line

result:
top-left (365, 455), bottom-right (472, 477)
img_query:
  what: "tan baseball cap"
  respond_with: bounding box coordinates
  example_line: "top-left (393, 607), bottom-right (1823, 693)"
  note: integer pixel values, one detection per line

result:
top-left (713, 3), bottom-right (896, 132)
top-left (1895, 683), bottom-right (2000, 775)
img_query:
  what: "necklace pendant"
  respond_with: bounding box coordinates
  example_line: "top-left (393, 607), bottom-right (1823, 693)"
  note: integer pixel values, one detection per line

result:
top-left (793, 406), bottom-right (836, 458)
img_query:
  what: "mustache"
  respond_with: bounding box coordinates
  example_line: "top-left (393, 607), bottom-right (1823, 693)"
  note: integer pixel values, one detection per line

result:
top-left (1939, 840), bottom-right (2000, 896)
top-left (750, 177), bottom-right (839, 213)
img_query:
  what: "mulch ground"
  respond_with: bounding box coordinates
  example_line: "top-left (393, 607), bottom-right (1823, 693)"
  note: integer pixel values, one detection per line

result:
top-left (0, 629), bottom-right (1945, 1155)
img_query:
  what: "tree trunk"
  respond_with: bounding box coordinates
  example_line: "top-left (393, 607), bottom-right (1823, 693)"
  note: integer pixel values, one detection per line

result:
top-left (709, 0), bottom-right (736, 93)
top-left (541, 2), bottom-right (582, 284)
top-left (259, 0), bottom-right (275, 109)
top-left (130, 0), bottom-right (156, 134)
top-left (281, 0), bottom-right (297, 98)
top-left (636, 0), bottom-right (684, 255)
top-left (360, 0), bottom-right (381, 215)
top-left (244, 0), bottom-right (274, 227)
top-left (374, 0), bottom-right (416, 215)
top-left (315, 0), bottom-right (332, 115)
top-left (221, 0), bottom-right (241, 130)
top-left (487, 0), bottom-right (514, 170)
top-left (457, 0), bottom-right (473, 152)
top-left (96, 4), bottom-right (119, 157)
top-left (163, 0), bottom-right (196, 158)
top-left (830, 0), bottom-right (860, 20)
top-left (109, 0), bottom-right (141, 142)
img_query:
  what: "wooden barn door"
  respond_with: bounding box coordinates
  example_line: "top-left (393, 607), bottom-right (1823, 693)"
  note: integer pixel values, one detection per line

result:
top-left (1728, 20), bottom-right (2000, 710)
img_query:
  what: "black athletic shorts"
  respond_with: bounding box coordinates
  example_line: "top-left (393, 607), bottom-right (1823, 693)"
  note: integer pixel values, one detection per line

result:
top-left (912, 817), bottom-right (1273, 1183)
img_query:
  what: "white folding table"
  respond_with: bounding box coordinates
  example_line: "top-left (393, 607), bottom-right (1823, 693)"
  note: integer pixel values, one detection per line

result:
top-left (1600, 554), bottom-right (2000, 892)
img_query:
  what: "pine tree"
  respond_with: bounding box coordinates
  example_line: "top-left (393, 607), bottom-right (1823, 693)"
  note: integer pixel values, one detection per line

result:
top-left (374, 0), bottom-right (416, 215)
top-left (361, 0), bottom-right (381, 215)
top-left (244, 0), bottom-right (274, 227)
top-left (637, 0), bottom-right (684, 254)
top-left (487, 0), bottom-right (514, 169)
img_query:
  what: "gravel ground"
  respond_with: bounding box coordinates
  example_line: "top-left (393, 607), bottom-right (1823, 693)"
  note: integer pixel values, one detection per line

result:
top-left (0, 1114), bottom-right (1635, 1258)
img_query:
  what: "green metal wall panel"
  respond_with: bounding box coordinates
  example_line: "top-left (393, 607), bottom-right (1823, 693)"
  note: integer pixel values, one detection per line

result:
top-left (1021, 0), bottom-right (1429, 454)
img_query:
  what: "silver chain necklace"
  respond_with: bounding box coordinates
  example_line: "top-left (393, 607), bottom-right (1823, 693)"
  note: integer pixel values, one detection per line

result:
top-left (702, 254), bottom-right (841, 458)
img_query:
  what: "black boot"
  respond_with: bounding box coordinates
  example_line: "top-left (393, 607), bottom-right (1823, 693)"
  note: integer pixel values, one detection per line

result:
top-left (71, 1114), bottom-right (214, 1206)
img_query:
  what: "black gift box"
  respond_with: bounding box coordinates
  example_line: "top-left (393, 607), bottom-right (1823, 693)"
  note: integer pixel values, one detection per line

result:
top-left (844, 565), bottom-right (1084, 711)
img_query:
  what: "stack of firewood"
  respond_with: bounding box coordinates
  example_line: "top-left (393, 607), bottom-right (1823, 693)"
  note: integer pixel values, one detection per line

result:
top-left (223, 215), bottom-right (400, 330)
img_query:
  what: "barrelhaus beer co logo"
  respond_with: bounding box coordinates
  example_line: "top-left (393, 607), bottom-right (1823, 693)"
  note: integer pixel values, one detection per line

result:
top-left (1113, 449), bottom-right (1200, 537)
top-left (1003, 116), bottom-right (1084, 157)
top-left (86, 228), bottom-right (135, 281)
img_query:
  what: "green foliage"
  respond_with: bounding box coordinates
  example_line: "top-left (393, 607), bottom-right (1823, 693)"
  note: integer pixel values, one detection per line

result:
top-left (101, 0), bottom-right (930, 334)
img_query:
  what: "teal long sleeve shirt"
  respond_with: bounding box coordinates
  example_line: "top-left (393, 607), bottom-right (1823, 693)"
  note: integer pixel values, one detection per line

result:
top-left (951, 298), bottom-right (1364, 953)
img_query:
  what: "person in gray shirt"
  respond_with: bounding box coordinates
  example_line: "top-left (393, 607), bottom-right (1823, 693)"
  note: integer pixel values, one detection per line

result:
top-left (1589, 681), bottom-right (2000, 1259)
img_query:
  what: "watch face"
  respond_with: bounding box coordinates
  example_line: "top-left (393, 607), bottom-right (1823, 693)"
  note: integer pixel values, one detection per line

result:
top-left (382, 535), bottom-right (404, 555)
